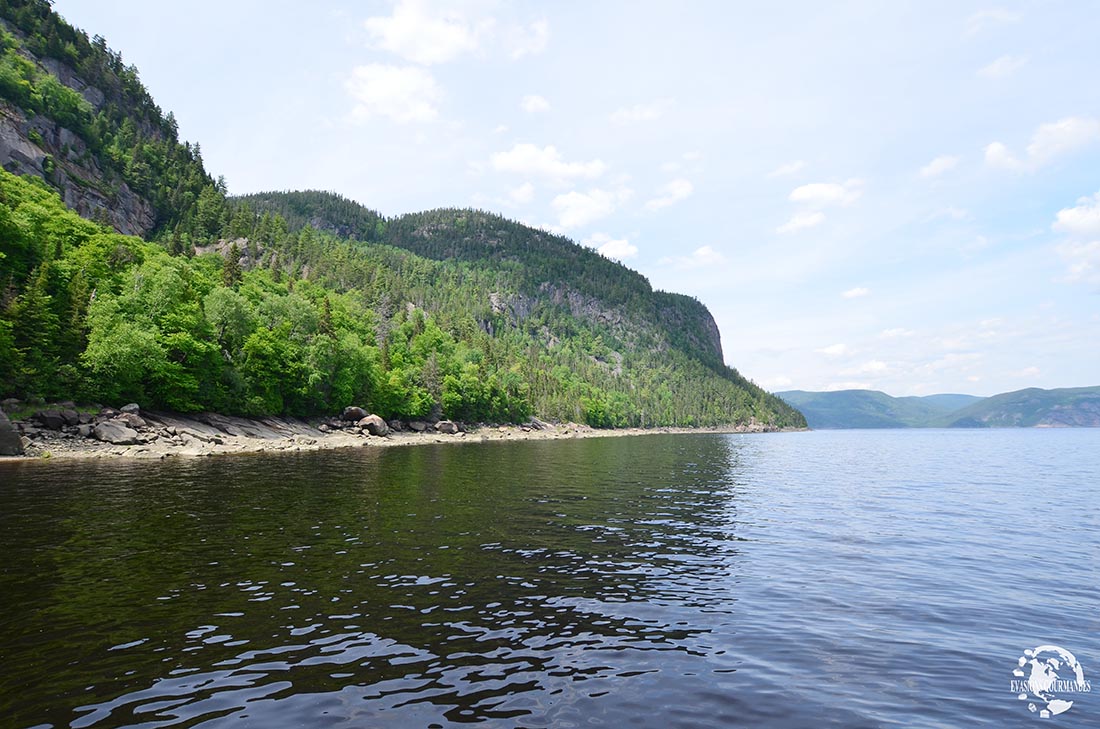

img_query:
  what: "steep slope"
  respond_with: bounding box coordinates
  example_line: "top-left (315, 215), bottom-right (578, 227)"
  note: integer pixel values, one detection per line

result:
top-left (937, 386), bottom-right (1100, 428)
top-left (777, 389), bottom-right (980, 429)
top-left (0, 0), bottom-right (217, 237)
top-left (0, 3), bottom-right (803, 429)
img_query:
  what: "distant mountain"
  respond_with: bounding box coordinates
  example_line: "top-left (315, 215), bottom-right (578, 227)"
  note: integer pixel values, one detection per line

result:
top-left (779, 387), bottom-right (1100, 429)
top-left (776, 390), bottom-right (979, 429)
top-left (936, 386), bottom-right (1100, 428)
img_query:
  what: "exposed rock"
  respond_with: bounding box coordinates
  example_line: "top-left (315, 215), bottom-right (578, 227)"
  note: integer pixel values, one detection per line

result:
top-left (435, 420), bottom-right (460, 434)
top-left (0, 409), bottom-right (24, 455)
top-left (408, 420), bottom-right (429, 432)
top-left (1, 398), bottom-right (22, 411)
top-left (93, 421), bottom-right (141, 445)
top-left (357, 414), bottom-right (390, 436)
top-left (120, 403), bottom-right (141, 415)
top-left (35, 410), bottom-right (65, 431)
top-left (318, 423), bottom-right (330, 433)
top-left (76, 424), bottom-right (94, 438)
top-left (60, 409), bottom-right (81, 427)
top-left (114, 412), bottom-right (147, 428)
top-left (387, 419), bottom-right (406, 432)
top-left (342, 406), bottom-right (368, 422)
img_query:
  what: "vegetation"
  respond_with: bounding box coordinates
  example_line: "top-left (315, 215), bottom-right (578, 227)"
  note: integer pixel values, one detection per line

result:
top-left (0, 1), bottom-right (805, 429)
top-left (777, 390), bottom-right (981, 429)
top-left (934, 386), bottom-right (1100, 428)
top-left (1, 1), bottom-right (218, 236)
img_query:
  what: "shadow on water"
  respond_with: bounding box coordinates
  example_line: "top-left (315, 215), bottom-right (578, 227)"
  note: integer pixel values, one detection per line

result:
top-left (1, 436), bottom-right (759, 727)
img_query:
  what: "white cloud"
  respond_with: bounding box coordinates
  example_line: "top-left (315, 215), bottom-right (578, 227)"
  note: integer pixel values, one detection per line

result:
top-left (978, 54), bottom-right (1027, 78)
top-left (965, 8), bottom-right (1021, 36)
top-left (521, 94), bottom-right (550, 113)
top-left (583, 232), bottom-right (638, 261)
top-left (1011, 366), bottom-right (1041, 378)
top-left (552, 187), bottom-right (631, 229)
top-left (1053, 192), bottom-right (1100, 286)
top-left (645, 178), bottom-right (693, 210)
top-left (505, 19), bottom-right (549, 59)
top-left (983, 141), bottom-right (1022, 170)
top-left (1053, 192), bottom-right (1100, 237)
top-left (363, 2), bottom-right (547, 64)
top-left (880, 328), bottom-right (915, 338)
top-left (816, 343), bottom-right (848, 357)
top-left (1056, 241), bottom-right (1100, 286)
top-left (789, 179), bottom-right (863, 207)
top-left (843, 360), bottom-right (889, 376)
top-left (768, 160), bottom-right (806, 178)
top-left (986, 117), bottom-right (1100, 171)
top-left (363, 0), bottom-right (484, 65)
top-left (508, 182), bottom-right (535, 204)
top-left (1028, 117), bottom-right (1100, 162)
top-left (659, 245), bottom-right (725, 270)
top-left (610, 100), bottom-right (671, 124)
top-left (346, 64), bottom-right (441, 123)
top-left (920, 154), bottom-right (959, 178)
top-left (493, 124), bottom-right (509, 134)
top-left (491, 143), bottom-right (606, 181)
top-left (841, 287), bottom-right (871, 299)
top-left (762, 375), bottom-right (793, 389)
top-left (776, 211), bottom-right (826, 234)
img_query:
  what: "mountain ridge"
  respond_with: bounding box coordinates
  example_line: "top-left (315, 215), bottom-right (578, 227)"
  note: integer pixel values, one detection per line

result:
top-left (0, 2), bottom-right (804, 431)
top-left (778, 387), bottom-right (1099, 429)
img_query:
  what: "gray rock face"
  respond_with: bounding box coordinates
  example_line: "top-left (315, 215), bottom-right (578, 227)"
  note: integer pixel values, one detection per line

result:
top-left (408, 421), bottom-right (429, 432)
top-left (0, 410), bottom-right (24, 455)
top-left (35, 410), bottom-right (65, 431)
top-left (93, 421), bottom-right (141, 445)
top-left (0, 103), bottom-right (156, 236)
top-left (357, 414), bottom-right (390, 436)
top-left (342, 406), bottom-right (368, 422)
top-left (114, 412), bottom-right (147, 428)
top-left (120, 403), bottom-right (141, 414)
top-left (435, 420), bottom-right (459, 434)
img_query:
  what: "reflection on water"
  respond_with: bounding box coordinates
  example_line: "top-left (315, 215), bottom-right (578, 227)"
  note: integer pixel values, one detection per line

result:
top-left (1, 430), bottom-right (1098, 727)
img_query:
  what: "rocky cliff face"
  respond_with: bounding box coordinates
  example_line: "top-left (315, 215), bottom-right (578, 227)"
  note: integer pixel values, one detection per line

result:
top-left (0, 20), bottom-right (156, 237)
top-left (0, 101), bottom-right (155, 236)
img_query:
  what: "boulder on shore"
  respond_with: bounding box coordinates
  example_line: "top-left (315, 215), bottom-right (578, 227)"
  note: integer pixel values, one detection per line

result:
top-left (93, 421), bottom-right (141, 445)
top-left (408, 420), bottom-right (429, 432)
top-left (435, 420), bottom-right (460, 434)
top-left (0, 409), bottom-right (24, 455)
top-left (357, 414), bottom-right (390, 436)
top-left (120, 403), bottom-right (141, 415)
top-left (342, 406), bottom-right (368, 422)
top-left (35, 410), bottom-right (65, 431)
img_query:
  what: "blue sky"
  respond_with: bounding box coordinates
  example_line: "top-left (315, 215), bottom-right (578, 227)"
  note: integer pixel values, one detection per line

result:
top-left (56, 1), bottom-right (1099, 396)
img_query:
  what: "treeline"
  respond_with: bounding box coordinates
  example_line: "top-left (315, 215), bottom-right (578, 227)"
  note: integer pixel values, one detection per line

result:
top-left (0, 1), bottom-right (218, 236)
top-left (0, 171), bottom-right (805, 427)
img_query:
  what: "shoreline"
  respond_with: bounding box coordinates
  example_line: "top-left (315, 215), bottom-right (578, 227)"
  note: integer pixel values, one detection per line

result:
top-left (1, 410), bottom-right (796, 463)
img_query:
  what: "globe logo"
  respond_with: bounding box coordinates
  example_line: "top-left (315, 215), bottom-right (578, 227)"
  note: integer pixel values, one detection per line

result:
top-left (1011, 645), bottom-right (1091, 718)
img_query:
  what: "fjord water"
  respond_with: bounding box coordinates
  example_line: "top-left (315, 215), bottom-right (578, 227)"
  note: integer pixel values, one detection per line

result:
top-left (1, 430), bottom-right (1097, 728)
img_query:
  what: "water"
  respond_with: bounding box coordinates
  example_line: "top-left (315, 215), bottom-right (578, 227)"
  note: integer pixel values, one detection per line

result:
top-left (1, 430), bottom-right (1097, 728)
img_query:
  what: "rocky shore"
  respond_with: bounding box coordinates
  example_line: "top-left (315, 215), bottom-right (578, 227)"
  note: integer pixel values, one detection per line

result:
top-left (0, 402), bottom-right (784, 462)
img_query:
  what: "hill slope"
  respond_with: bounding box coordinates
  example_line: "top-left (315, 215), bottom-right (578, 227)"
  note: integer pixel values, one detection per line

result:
top-left (776, 390), bottom-right (977, 429)
top-left (779, 387), bottom-right (1099, 429)
top-left (937, 386), bottom-right (1100, 428)
top-left (0, 3), bottom-right (803, 430)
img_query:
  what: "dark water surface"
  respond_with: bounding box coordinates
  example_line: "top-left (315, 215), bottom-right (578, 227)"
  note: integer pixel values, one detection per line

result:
top-left (1, 430), bottom-right (1097, 728)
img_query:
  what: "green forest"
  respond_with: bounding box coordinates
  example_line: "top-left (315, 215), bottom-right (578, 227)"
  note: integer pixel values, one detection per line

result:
top-left (0, 0), bottom-right (804, 429)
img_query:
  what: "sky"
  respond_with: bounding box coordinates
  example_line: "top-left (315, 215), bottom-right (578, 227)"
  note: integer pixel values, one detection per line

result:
top-left (55, 0), bottom-right (1100, 396)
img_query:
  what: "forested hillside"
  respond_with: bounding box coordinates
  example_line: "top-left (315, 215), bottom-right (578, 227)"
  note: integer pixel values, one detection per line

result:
top-left (0, 0), bottom-right (804, 429)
